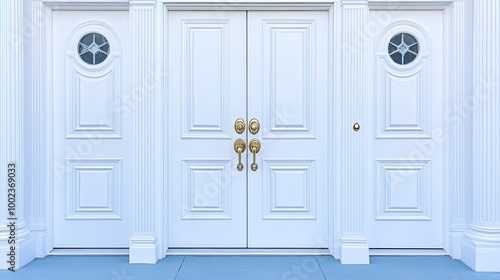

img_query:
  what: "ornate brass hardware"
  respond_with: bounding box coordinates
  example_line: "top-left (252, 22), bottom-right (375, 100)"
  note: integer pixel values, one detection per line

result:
top-left (249, 118), bottom-right (260, 135)
top-left (249, 139), bottom-right (261, 171)
top-left (353, 122), bottom-right (360, 132)
top-left (234, 118), bottom-right (245, 134)
top-left (234, 138), bottom-right (246, 171)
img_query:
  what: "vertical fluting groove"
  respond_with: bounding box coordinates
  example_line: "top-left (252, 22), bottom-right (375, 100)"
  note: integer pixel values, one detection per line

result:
top-left (472, 0), bottom-right (500, 227)
top-left (342, 6), bottom-right (367, 236)
top-left (1, 1), bottom-right (24, 221)
top-left (32, 0), bottom-right (45, 223)
top-left (132, 6), bottom-right (155, 236)
top-left (449, 1), bottom-right (465, 225)
top-left (0, 1), bottom-right (6, 222)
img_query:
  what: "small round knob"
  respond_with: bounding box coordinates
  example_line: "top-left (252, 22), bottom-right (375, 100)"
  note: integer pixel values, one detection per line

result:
top-left (251, 163), bottom-right (258, 171)
top-left (353, 122), bottom-right (360, 132)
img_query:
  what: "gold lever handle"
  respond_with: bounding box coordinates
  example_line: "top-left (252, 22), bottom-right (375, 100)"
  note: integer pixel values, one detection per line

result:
top-left (249, 139), bottom-right (261, 171)
top-left (234, 138), bottom-right (246, 171)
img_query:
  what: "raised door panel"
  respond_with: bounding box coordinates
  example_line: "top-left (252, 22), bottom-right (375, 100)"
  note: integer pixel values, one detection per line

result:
top-left (168, 11), bottom-right (247, 247)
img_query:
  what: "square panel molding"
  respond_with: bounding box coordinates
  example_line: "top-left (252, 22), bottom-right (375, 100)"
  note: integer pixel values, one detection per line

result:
top-left (375, 159), bottom-right (432, 221)
top-left (262, 159), bottom-right (316, 220)
top-left (181, 159), bottom-right (233, 220)
top-left (65, 158), bottom-right (123, 220)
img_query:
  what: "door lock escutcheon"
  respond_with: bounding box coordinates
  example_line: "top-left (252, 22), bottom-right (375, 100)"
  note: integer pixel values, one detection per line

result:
top-left (234, 118), bottom-right (245, 134)
top-left (249, 118), bottom-right (260, 135)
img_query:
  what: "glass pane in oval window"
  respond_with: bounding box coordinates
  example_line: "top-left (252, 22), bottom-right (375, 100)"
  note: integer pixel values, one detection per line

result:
top-left (388, 33), bottom-right (419, 65)
top-left (78, 33), bottom-right (110, 65)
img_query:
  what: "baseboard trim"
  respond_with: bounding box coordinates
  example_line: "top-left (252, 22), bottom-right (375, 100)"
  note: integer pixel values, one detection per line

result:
top-left (165, 248), bottom-right (332, 256)
top-left (369, 249), bottom-right (447, 256)
top-left (49, 248), bottom-right (129, 256)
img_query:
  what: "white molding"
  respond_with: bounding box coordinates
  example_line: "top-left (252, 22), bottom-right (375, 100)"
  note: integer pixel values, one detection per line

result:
top-left (369, 249), bottom-right (447, 255)
top-left (43, 1), bottom-right (129, 11)
top-left (166, 248), bottom-right (331, 255)
top-left (338, 0), bottom-right (370, 265)
top-left (163, 1), bottom-right (335, 10)
top-left (368, 0), bottom-right (452, 10)
top-left (49, 248), bottom-right (129, 255)
top-left (129, 0), bottom-right (160, 264)
top-left (30, 0), bottom-right (52, 260)
top-left (444, 0), bottom-right (467, 260)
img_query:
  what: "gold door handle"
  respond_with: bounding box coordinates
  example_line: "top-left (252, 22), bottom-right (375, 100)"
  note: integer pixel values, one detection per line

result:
top-left (234, 138), bottom-right (246, 171)
top-left (249, 139), bottom-right (261, 171)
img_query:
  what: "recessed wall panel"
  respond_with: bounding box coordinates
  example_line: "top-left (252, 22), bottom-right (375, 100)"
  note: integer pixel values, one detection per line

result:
top-left (182, 21), bottom-right (230, 139)
top-left (263, 20), bottom-right (315, 139)
top-left (376, 58), bottom-right (430, 139)
top-left (66, 57), bottom-right (122, 139)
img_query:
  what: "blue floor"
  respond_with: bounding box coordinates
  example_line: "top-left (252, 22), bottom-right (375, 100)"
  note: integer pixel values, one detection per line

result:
top-left (1, 255), bottom-right (500, 280)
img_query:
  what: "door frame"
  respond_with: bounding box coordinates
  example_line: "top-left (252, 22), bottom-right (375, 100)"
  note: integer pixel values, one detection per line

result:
top-left (23, 0), bottom-right (467, 266)
top-left (162, 2), bottom-right (336, 254)
top-left (363, 0), bottom-right (467, 262)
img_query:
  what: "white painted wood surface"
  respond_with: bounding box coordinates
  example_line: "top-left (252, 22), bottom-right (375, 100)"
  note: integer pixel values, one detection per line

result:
top-left (368, 11), bottom-right (444, 248)
top-left (52, 11), bottom-right (132, 247)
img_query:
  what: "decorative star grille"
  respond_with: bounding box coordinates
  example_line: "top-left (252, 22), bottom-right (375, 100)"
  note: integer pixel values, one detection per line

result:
top-left (78, 33), bottom-right (110, 65)
top-left (388, 33), bottom-right (419, 65)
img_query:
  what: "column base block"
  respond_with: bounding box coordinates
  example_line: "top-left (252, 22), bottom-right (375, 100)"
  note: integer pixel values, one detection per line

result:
top-left (129, 236), bottom-right (159, 264)
top-left (340, 243), bottom-right (369, 264)
top-left (461, 237), bottom-right (500, 272)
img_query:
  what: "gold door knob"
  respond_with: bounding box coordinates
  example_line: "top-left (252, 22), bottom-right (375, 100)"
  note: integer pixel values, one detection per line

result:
top-left (353, 122), bottom-right (360, 132)
top-left (249, 118), bottom-right (260, 135)
top-left (234, 138), bottom-right (246, 171)
top-left (234, 118), bottom-right (245, 134)
top-left (249, 139), bottom-right (261, 171)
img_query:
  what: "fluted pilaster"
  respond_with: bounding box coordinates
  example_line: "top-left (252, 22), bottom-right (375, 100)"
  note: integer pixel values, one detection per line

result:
top-left (461, 0), bottom-right (500, 272)
top-left (446, 0), bottom-right (467, 259)
top-left (340, 0), bottom-right (369, 264)
top-left (30, 0), bottom-right (51, 258)
top-left (129, 0), bottom-right (159, 264)
top-left (0, 0), bottom-right (35, 270)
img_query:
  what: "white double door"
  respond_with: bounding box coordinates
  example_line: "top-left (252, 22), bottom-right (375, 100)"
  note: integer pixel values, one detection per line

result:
top-left (168, 11), bottom-right (329, 248)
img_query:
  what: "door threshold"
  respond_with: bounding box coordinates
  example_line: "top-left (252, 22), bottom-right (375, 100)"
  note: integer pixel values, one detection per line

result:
top-left (166, 248), bottom-right (331, 256)
top-left (369, 249), bottom-right (447, 256)
top-left (50, 248), bottom-right (129, 255)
